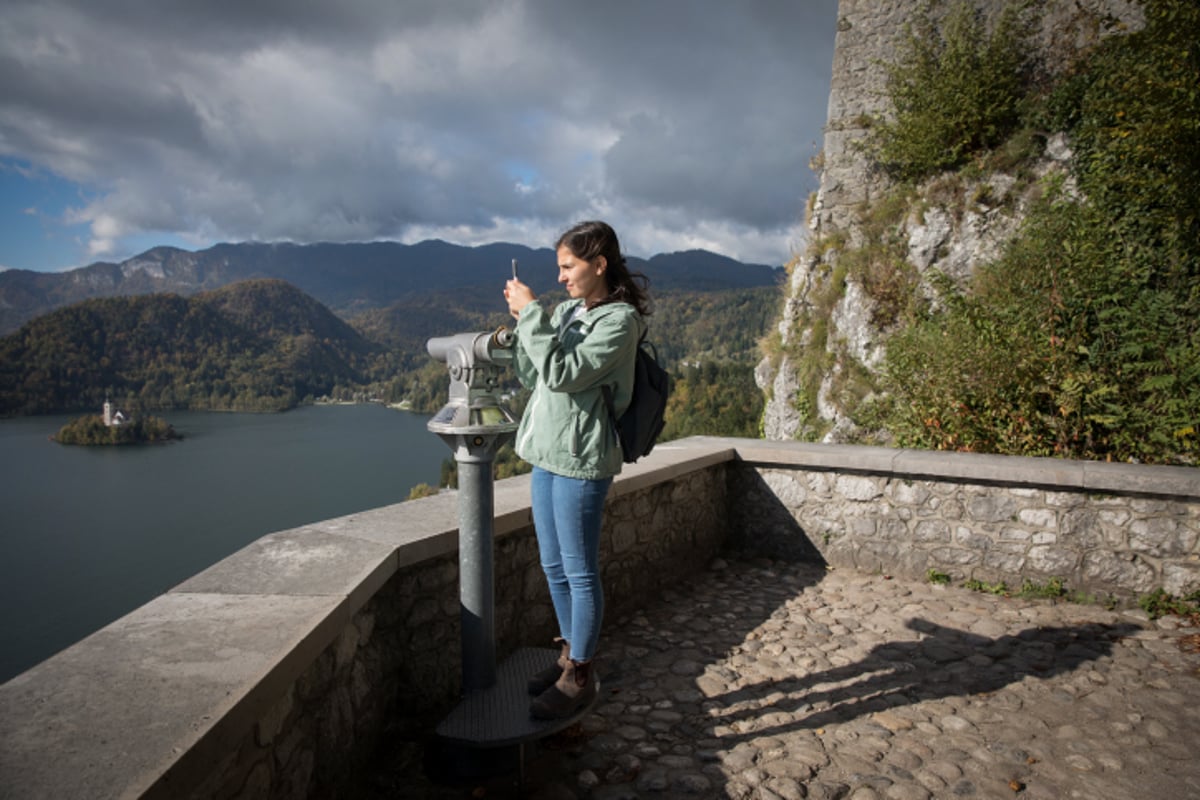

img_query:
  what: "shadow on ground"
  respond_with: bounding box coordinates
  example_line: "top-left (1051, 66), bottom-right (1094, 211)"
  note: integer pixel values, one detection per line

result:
top-left (700, 616), bottom-right (1139, 747)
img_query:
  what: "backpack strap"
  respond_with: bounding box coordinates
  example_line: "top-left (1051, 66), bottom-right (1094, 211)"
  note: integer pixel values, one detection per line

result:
top-left (600, 328), bottom-right (647, 444)
top-left (601, 384), bottom-right (620, 444)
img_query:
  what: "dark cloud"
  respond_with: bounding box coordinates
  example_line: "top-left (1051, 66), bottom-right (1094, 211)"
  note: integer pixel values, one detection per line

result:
top-left (0, 0), bottom-right (836, 266)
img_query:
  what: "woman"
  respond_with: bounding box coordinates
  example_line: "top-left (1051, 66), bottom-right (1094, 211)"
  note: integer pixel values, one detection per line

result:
top-left (504, 220), bottom-right (650, 720)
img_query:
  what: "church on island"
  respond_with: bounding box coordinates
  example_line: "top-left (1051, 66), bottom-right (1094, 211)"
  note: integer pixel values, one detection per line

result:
top-left (102, 399), bottom-right (127, 427)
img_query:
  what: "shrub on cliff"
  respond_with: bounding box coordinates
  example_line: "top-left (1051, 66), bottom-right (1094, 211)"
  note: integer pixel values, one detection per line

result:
top-left (869, 0), bottom-right (1200, 464)
top-left (865, 0), bottom-right (1038, 181)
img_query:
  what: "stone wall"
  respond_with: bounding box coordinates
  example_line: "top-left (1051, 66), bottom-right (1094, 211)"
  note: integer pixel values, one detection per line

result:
top-left (171, 459), bottom-right (731, 800)
top-left (725, 440), bottom-right (1200, 600)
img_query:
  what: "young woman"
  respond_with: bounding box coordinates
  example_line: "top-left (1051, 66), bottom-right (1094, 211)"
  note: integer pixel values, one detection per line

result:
top-left (503, 220), bottom-right (651, 719)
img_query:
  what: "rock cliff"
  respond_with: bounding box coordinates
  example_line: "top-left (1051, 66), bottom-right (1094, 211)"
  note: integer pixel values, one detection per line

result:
top-left (758, 0), bottom-right (1144, 442)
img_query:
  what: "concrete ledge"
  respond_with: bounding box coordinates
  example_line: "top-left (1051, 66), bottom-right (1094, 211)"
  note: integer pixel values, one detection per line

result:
top-left (714, 438), bottom-right (901, 474)
top-left (708, 436), bottom-right (1199, 500)
top-left (0, 592), bottom-right (344, 800)
top-left (175, 528), bottom-right (399, 600)
top-left (608, 439), bottom-right (738, 498)
top-left (1080, 460), bottom-right (1200, 499)
top-left (891, 448), bottom-right (1084, 489)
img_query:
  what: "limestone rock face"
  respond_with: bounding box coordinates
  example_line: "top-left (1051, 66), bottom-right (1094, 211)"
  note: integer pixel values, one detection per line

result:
top-left (758, 0), bottom-right (1143, 443)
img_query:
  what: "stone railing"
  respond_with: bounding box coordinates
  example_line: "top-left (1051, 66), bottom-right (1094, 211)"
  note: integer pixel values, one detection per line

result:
top-left (0, 437), bottom-right (1195, 799)
top-left (725, 439), bottom-right (1200, 598)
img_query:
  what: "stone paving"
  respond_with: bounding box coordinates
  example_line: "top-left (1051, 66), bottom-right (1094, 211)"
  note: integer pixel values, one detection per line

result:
top-left (363, 558), bottom-right (1200, 799)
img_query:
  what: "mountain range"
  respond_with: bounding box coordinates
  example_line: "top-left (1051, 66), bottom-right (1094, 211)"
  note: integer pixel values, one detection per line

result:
top-left (0, 241), bottom-right (784, 416)
top-left (0, 240), bottom-right (783, 335)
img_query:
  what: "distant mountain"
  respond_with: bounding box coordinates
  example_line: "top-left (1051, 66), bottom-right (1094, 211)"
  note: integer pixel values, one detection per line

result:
top-left (0, 279), bottom-right (378, 415)
top-left (641, 249), bottom-right (783, 292)
top-left (0, 240), bottom-right (783, 334)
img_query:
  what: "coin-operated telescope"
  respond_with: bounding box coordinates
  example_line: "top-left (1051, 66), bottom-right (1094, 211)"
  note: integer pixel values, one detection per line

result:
top-left (426, 327), bottom-right (520, 440)
top-left (426, 327), bottom-right (519, 693)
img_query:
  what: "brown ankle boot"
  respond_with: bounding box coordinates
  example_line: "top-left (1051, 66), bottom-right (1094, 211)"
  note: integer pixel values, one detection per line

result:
top-left (527, 637), bottom-right (570, 695)
top-left (530, 658), bottom-right (597, 720)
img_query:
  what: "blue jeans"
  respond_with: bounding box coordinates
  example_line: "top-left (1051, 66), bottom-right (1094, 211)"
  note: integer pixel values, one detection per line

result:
top-left (530, 466), bottom-right (612, 662)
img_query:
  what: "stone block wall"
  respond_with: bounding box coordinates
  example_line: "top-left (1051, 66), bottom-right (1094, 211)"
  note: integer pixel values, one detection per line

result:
top-left (177, 460), bottom-right (730, 800)
top-left (725, 441), bottom-right (1200, 599)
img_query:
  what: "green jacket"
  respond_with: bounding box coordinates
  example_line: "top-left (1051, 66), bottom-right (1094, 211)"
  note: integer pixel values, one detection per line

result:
top-left (512, 298), bottom-right (644, 479)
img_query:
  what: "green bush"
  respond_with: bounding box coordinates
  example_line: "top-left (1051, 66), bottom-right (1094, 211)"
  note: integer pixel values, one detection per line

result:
top-left (1016, 577), bottom-right (1067, 600)
top-left (405, 483), bottom-right (439, 501)
top-left (1138, 588), bottom-right (1200, 620)
top-left (865, 0), bottom-right (1038, 181)
top-left (869, 0), bottom-right (1200, 465)
top-left (926, 569), bottom-right (952, 585)
top-left (963, 578), bottom-right (1009, 595)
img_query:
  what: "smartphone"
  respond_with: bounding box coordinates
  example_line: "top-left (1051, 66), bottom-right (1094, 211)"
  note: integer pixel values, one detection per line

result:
top-left (511, 258), bottom-right (519, 280)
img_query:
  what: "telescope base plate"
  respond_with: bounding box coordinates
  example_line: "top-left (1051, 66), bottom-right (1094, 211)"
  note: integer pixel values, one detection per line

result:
top-left (435, 646), bottom-right (600, 748)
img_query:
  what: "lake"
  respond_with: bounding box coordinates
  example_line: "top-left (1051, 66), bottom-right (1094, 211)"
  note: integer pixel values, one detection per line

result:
top-left (0, 404), bottom-right (450, 683)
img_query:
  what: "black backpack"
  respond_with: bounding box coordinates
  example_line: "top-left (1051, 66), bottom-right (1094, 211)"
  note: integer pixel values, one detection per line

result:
top-left (602, 334), bottom-right (670, 463)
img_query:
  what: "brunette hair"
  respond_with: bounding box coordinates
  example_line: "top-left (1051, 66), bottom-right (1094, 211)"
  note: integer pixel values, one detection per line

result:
top-left (556, 220), bottom-right (651, 316)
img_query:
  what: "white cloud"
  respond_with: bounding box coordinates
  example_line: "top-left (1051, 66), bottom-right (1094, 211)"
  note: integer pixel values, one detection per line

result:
top-left (0, 0), bottom-right (836, 269)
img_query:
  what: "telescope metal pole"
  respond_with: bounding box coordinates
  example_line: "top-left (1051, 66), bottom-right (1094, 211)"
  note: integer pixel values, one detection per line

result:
top-left (455, 441), bottom-right (496, 692)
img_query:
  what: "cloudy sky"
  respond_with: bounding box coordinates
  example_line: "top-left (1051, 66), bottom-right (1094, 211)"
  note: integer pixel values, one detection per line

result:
top-left (0, 1), bottom-right (837, 272)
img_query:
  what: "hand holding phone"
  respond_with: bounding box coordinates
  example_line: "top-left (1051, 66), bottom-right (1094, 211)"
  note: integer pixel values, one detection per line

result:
top-left (504, 258), bottom-right (534, 319)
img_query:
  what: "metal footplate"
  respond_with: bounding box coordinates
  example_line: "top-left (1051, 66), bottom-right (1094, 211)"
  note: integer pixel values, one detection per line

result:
top-left (436, 647), bottom-right (600, 747)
